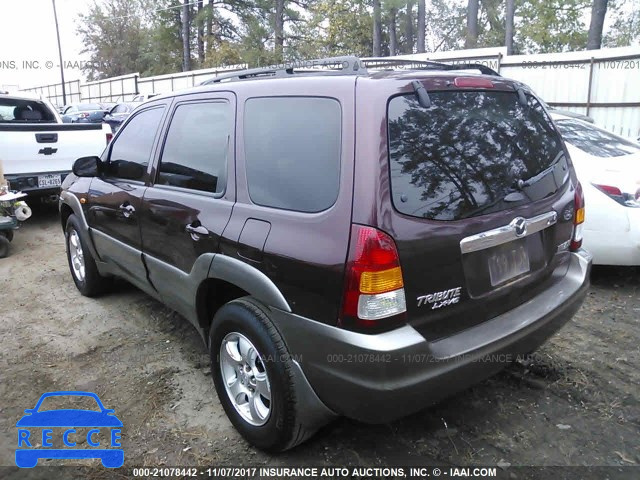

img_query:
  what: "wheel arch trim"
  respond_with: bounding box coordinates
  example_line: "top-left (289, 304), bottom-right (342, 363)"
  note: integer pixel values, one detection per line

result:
top-left (59, 191), bottom-right (100, 260)
top-left (207, 255), bottom-right (291, 313)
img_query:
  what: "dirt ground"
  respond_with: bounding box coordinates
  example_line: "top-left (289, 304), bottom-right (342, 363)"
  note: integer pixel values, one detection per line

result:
top-left (0, 203), bottom-right (638, 479)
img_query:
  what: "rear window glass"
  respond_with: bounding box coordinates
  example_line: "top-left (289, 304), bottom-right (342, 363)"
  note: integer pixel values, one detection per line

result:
top-left (0, 98), bottom-right (56, 122)
top-left (244, 97), bottom-right (341, 213)
top-left (388, 90), bottom-right (566, 221)
top-left (555, 119), bottom-right (640, 158)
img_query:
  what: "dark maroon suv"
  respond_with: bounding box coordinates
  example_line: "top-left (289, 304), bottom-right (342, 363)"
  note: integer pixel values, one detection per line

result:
top-left (59, 57), bottom-right (591, 452)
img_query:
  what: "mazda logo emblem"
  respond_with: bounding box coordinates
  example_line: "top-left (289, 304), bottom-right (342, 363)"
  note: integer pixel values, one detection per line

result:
top-left (512, 217), bottom-right (527, 237)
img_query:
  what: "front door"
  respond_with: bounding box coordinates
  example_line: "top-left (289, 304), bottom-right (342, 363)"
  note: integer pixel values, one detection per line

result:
top-left (87, 106), bottom-right (166, 290)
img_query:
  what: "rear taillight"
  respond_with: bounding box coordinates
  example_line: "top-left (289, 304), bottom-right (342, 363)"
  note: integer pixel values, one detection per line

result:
top-left (339, 225), bottom-right (407, 331)
top-left (571, 182), bottom-right (585, 251)
top-left (106, 133), bottom-right (113, 145)
top-left (593, 183), bottom-right (640, 208)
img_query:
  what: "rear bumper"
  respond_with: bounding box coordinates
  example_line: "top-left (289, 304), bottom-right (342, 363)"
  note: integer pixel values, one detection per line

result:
top-left (5, 171), bottom-right (69, 196)
top-left (272, 250), bottom-right (591, 423)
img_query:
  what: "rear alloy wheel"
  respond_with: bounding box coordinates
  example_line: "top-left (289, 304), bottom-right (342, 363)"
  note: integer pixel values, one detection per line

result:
top-left (210, 298), bottom-right (315, 452)
top-left (65, 214), bottom-right (110, 296)
top-left (219, 332), bottom-right (272, 426)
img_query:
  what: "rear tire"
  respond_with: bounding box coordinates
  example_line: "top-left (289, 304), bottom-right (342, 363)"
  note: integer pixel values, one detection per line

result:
top-left (210, 298), bottom-right (313, 452)
top-left (65, 214), bottom-right (110, 296)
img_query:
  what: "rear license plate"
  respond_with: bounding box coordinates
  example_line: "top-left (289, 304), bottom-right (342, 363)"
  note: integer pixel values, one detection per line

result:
top-left (488, 242), bottom-right (530, 286)
top-left (38, 174), bottom-right (61, 188)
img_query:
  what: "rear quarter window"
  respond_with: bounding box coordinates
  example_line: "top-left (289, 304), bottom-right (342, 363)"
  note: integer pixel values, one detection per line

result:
top-left (388, 90), bottom-right (566, 221)
top-left (244, 97), bottom-right (341, 213)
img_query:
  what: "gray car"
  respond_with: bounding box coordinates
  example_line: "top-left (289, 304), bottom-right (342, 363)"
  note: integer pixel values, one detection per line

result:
top-left (61, 103), bottom-right (108, 123)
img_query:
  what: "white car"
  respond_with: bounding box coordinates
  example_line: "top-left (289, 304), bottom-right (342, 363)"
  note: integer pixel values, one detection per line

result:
top-left (552, 113), bottom-right (640, 265)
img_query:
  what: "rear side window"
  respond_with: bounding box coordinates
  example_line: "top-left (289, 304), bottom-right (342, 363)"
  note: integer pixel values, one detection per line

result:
top-left (388, 91), bottom-right (566, 221)
top-left (555, 119), bottom-right (640, 158)
top-left (244, 97), bottom-right (341, 213)
top-left (107, 107), bottom-right (164, 181)
top-left (158, 101), bottom-right (230, 194)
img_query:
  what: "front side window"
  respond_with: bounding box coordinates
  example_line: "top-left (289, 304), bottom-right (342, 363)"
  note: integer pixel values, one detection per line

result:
top-left (157, 101), bottom-right (230, 194)
top-left (388, 90), bottom-right (566, 221)
top-left (555, 119), bottom-right (640, 158)
top-left (244, 97), bottom-right (341, 213)
top-left (107, 107), bottom-right (164, 181)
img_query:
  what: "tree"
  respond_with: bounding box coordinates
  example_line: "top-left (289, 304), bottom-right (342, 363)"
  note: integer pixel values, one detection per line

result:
top-left (389, 5), bottom-right (398, 55)
top-left (417, 0), bottom-right (425, 53)
top-left (466, 0), bottom-right (479, 48)
top-left (142, 0), bottom-right (183, 75)
top-left (603, 0), bottom-right (640, 47)
top-left (405, 0), bottom-right (414, 53)
top-left (505, 0), bottom-right (515, 54)
top-left (518, 0), bottom-right (590, 53)
top-left (76, 0), bottom-right (153, 80)
top-left (425, 0), bottom-right (466, 52)
top-left (206, 0), bottom-right (214, 44)
top-left (197, 0), bottom-right (205, 63)
top-left (373, 0), bottom-right (382, 55)
top-left (275, 0), bottom-right (285, 61)
top-left (587, 0), bottom-right (609, 49)
top-left (297, 0), bottom-right (373, 58)
top-left (182, 0), bottom-right (191, 71)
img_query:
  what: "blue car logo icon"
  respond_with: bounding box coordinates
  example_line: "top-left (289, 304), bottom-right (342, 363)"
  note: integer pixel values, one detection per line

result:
top-left (16, 391), bottom-right (123, 468)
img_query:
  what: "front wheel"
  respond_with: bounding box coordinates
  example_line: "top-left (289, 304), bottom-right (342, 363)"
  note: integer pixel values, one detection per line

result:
top-left (65, 214), bottom-right (110, 296)
top-left (0, 235), bottom-right (10, 258)
top-left (210, 298), bottom-right (313, 452)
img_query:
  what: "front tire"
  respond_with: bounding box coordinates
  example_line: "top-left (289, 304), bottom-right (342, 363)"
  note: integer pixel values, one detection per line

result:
top-left (210, 298), bottom-right (312, 452)
top-left (65, 214), bottom-right (109, 296)
top-left (0, 235), bottom-right (9, 258)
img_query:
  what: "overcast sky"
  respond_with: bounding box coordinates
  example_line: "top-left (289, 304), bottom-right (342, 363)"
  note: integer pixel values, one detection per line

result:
top-left (1, 0), bottom-right (89, 90)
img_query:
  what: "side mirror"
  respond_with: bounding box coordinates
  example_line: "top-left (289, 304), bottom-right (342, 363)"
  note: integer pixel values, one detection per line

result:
top-left (72, 156), bottom-right (100, 177)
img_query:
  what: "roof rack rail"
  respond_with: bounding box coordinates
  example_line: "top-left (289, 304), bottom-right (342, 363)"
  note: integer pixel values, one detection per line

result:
top-left (201, 56), bottom-right (367, 85)
top-left (362, 57), bottom-right (501, 77)
top-left (199, 56), bottom-right (500, 85)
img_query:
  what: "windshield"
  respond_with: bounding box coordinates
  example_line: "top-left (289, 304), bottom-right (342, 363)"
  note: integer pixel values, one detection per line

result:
top-left (388, 90), bottom-right (566, 221)
top-left (555, 119), bottom-right (640, 158)
top-left (0, 98), bottom-right (57, 122)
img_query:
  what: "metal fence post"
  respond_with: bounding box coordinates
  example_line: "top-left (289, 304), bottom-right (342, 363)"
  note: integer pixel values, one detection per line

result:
top-left (586, 57), bottom-right (595, 117)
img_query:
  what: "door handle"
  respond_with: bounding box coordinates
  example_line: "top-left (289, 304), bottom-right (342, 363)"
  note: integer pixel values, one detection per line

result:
top-left (186, 223), bottom-right (209, 240)
top-left (119, 203), bottom-right (135, 218)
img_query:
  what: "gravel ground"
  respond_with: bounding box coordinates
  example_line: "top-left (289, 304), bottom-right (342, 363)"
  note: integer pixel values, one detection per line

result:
top-left (0, 203), bottom-right (638, 479)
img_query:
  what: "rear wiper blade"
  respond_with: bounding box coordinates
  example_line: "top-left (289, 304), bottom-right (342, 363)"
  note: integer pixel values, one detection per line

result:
top-left (412, 80), bottom-right (432, 108)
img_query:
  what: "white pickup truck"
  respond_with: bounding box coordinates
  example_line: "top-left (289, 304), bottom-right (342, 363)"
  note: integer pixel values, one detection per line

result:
top-left (0, 92), bottom-right (112, 196)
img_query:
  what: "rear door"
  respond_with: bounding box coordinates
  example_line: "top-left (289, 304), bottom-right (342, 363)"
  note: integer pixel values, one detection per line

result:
top-left (139, 93), bottom-right (235, 320)
top-left (87, 105), bottom-right (166, 289)
top-left (356, 77), bottom-right (578, 340)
